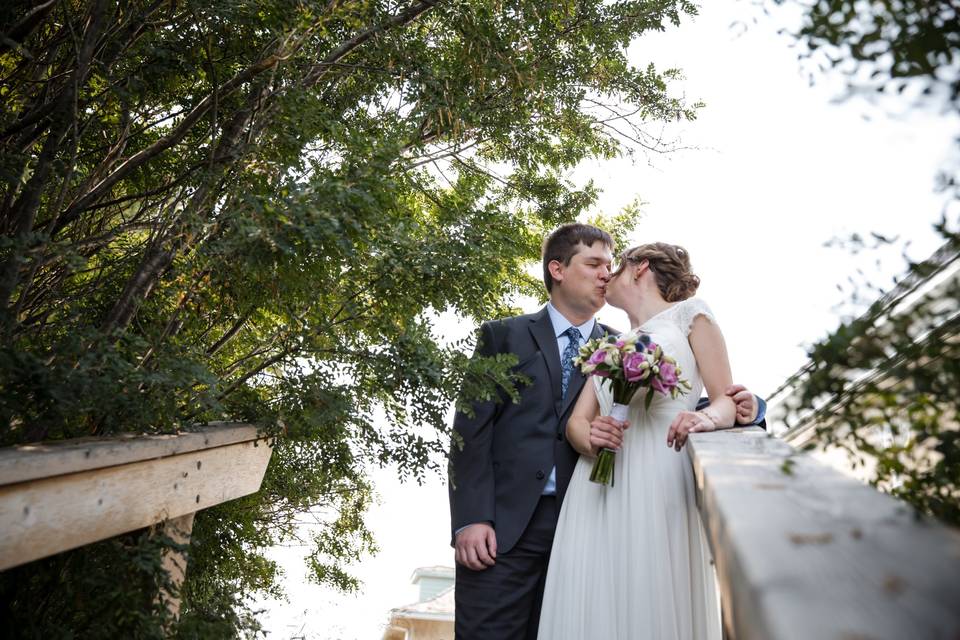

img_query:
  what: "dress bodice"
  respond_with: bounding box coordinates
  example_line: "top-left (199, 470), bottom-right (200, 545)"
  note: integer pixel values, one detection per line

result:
top-left (595, 297), bottom-right (716, 420)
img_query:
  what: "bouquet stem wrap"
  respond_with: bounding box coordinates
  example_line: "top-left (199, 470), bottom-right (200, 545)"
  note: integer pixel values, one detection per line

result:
top-left (589, 402), bottom-right (629, 486)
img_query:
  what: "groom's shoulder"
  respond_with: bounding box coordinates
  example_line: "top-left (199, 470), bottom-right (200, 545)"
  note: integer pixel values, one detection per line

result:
top-left (481, 310), bottom-right (539, 333)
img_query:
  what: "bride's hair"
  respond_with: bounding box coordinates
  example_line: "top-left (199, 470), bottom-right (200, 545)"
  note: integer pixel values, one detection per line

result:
top-left (616, 242), bottom-right (700, 302)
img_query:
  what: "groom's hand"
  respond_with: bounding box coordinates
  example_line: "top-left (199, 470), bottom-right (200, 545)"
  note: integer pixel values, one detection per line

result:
top-left (589, 415), bottom-right (628, 455)
top-left (726, 384), bottom-right (758, 424)
top-left (455, 523), bottom-right (497, 571)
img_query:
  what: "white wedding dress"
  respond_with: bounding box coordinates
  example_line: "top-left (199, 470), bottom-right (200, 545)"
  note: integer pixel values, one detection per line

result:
top-left (538, 298), bottom-right (722, 640)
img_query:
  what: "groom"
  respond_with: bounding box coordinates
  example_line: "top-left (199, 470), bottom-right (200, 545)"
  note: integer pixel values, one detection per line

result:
top-left (448, 224), bottom-right (762, 640)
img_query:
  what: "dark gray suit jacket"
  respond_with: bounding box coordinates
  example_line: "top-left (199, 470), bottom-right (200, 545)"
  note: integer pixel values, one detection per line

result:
top-left (448, 306), bottom-right (610, 555)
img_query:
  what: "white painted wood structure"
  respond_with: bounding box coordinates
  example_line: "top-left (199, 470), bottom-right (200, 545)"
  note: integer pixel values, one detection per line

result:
top-left (688, 427), bottom-right (960, 640)
top-left (0, 423), bottom-right (272, 575)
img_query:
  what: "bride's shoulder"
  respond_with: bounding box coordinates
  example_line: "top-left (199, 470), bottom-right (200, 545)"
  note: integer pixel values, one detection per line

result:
top-left (671, 297), bottom-right (717, 336)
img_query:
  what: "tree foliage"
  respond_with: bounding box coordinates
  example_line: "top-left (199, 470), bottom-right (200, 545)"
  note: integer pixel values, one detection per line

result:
top-left (769, 0), bottom-right (960, 526)
top-left (779, 0), bottom-right (959, 109)
top-left (0, 0), bottom-right (698, 635)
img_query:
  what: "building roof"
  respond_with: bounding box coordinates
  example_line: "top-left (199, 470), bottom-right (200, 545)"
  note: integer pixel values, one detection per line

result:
top-left (410, 565), bottom-right (455, 583)
top-left (390, 584), bottom-right (454, 622)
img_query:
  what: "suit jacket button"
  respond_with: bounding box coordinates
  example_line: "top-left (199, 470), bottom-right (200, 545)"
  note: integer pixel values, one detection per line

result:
top-left (536, 470), bottom-right (545, 480)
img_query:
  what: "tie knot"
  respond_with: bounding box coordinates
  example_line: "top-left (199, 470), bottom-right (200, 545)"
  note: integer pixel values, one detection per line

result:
top-left (564, 326), bottom-right (582, 344)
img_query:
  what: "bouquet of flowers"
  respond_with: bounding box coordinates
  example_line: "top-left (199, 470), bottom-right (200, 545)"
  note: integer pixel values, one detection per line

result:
top-left (574, 332), bottom-right (692, 486)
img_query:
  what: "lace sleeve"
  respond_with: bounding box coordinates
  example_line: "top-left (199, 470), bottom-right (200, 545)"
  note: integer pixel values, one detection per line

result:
top-left (677, 298), bottom-right (717, 337)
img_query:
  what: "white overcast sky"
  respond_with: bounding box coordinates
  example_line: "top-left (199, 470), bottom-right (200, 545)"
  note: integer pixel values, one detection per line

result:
top-left (256, 2), bottom-right (959, 638)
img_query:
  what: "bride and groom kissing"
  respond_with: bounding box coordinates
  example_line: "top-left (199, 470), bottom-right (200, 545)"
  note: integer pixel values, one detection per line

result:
top-left (448, 223), bottom-right (766, 640)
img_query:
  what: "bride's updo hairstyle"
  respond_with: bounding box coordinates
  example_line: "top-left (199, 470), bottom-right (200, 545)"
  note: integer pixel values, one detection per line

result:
top-left (617, 242), bottom-right (700, 302)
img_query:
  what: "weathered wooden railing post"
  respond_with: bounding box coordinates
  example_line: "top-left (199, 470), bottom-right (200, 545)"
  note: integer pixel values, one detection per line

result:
top-left (687, 427), bottom-right (960, 640)
top-left (157, 511), bottom-right (197, 619)
top-left (0, 422), bottom-right (273, 619)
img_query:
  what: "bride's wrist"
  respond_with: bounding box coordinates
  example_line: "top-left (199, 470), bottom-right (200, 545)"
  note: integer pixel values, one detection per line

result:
top-left (695, 409), bottom-right (720, 427)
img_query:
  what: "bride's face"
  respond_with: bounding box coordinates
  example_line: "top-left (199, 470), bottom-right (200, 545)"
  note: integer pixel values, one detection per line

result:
top-left (604, 267), bottom-right (630, 310)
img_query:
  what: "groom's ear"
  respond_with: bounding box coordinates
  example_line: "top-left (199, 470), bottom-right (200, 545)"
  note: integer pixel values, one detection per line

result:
top-left (548, 259), bottom-right (565, 285)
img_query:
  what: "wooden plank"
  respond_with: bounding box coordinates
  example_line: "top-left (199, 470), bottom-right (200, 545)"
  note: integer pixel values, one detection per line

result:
top-left (0, 422), bottom-right (261, 486)
top-left (158, 512), bottom-right (195, 621)
top-left (0, 436), bottom-right (272, 571)
top-left (687, 428), bottom-right (960, 640)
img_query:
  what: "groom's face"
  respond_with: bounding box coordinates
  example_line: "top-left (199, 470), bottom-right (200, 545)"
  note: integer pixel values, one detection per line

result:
top-left (555, 241), bottom-right (613, 311)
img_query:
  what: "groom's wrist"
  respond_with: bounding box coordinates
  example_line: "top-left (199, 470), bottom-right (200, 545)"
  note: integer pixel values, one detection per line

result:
top-left (455, 521), bottom-right (493, 537)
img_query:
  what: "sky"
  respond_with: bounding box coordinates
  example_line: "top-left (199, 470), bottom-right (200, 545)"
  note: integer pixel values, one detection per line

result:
top-left (255, 2), bottom-right (959, 638)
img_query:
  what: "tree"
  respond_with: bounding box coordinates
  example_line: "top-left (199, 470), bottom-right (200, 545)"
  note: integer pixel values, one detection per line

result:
top-left (0, 1), bottom-right (699, 635)
top-left (768, 0), bottom-right (960, 526)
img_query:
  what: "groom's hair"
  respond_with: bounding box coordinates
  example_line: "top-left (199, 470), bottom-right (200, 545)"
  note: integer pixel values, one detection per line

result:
top-left (542, 223), bottom-right (614, 292)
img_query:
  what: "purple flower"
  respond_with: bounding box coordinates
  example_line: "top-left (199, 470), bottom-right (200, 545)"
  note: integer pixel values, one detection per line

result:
top-left (585, 348), bottom-right (611, 377)
top-left (622, 352), bottom-right (647, 382)
top-left (658, 361), bottom-right (679, 390)
top-left (588, 349), bottom-right (606, 366)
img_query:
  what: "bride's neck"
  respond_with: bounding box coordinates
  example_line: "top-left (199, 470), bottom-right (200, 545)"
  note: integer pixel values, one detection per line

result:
top-left (625, 296), bottom-right (673, 330)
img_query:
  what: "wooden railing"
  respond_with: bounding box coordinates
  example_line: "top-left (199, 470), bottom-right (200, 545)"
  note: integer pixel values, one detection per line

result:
top-left (687, 427), bottom-right (960, 640)
top-left (0, 423), bottom-right (273, 615)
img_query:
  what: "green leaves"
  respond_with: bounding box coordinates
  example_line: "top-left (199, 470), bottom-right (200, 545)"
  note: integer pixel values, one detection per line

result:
top-left (781, 227), bottom-right (960, 527)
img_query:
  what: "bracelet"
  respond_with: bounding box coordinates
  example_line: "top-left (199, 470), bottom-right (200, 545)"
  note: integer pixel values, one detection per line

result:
top-left (696, 409), bottom-right (719, 425)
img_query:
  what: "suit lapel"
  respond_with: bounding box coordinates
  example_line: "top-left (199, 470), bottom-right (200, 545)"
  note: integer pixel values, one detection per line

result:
top-left (529, 308), bottom-right (562, 412)
top-left (558, 321), bottom-right (609, 418)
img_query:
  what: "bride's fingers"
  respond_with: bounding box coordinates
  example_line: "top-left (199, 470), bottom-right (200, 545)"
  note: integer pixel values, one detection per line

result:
top-left (597, 416), bottom-right (626, 430)
top-left (593, 431), bottom-right (622, 450)
top-left (667, 413), bottom-right (685, 447)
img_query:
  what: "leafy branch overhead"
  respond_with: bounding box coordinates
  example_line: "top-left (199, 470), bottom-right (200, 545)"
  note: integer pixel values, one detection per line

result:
top-left (0, 1), bottom-right (698, 635)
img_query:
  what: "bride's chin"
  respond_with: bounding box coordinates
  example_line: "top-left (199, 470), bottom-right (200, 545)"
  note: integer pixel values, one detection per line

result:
top-left (605, 296), bottom-right (624, 310)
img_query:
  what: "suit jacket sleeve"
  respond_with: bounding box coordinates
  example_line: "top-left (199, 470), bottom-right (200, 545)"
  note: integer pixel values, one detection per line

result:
top-left (448, 320), bottom-right (503, 540)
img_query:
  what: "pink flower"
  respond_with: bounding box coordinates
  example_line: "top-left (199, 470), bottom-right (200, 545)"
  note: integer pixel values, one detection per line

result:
top-left (658, 361), bottom-right (679, 390)
top-left (622, 352), bottom-right (648, 382)
top-left (586, 348), bottom-right (611, 377)
top-left (587, 349), bottom-right (606, 366)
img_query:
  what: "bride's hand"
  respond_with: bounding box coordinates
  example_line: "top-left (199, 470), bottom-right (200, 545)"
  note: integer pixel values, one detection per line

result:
top-left (589, 415), bottom-right (629, 455)
top-left (666, 410), bottom-right (717, 451)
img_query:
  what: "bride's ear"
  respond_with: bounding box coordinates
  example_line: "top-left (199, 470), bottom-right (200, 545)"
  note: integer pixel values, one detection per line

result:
top-left (634, 260), bottom-right (650, 280)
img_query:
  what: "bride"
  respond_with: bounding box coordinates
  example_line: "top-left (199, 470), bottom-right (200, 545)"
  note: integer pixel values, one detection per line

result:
top-left (537, 242), bottom-right (731, 640)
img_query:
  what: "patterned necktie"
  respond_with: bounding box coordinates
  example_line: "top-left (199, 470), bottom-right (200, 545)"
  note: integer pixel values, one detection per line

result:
top-left (560, 326), bottom-right (583, 399)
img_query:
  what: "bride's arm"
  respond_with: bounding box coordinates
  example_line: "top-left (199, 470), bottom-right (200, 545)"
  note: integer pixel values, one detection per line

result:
top-left (690, 314), bottom-right (737, 425)
top-left (566, 381), bottom-right (600, 456)
top-left (566, 381), bottom-right (628, 457)
top-left (667, 314), bottom-right (737, 450)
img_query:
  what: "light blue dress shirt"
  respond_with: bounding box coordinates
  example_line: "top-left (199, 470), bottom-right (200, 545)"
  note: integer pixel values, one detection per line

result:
top-left (542, 303), bottom-right (596, 495)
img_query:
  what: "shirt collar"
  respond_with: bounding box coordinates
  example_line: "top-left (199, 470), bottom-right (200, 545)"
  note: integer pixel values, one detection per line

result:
top-left (545, 302), bottom-right (596, 341)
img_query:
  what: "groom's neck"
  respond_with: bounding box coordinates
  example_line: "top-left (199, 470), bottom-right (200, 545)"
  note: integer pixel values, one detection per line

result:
top-left (548, 295), bottom-right (595, 327)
